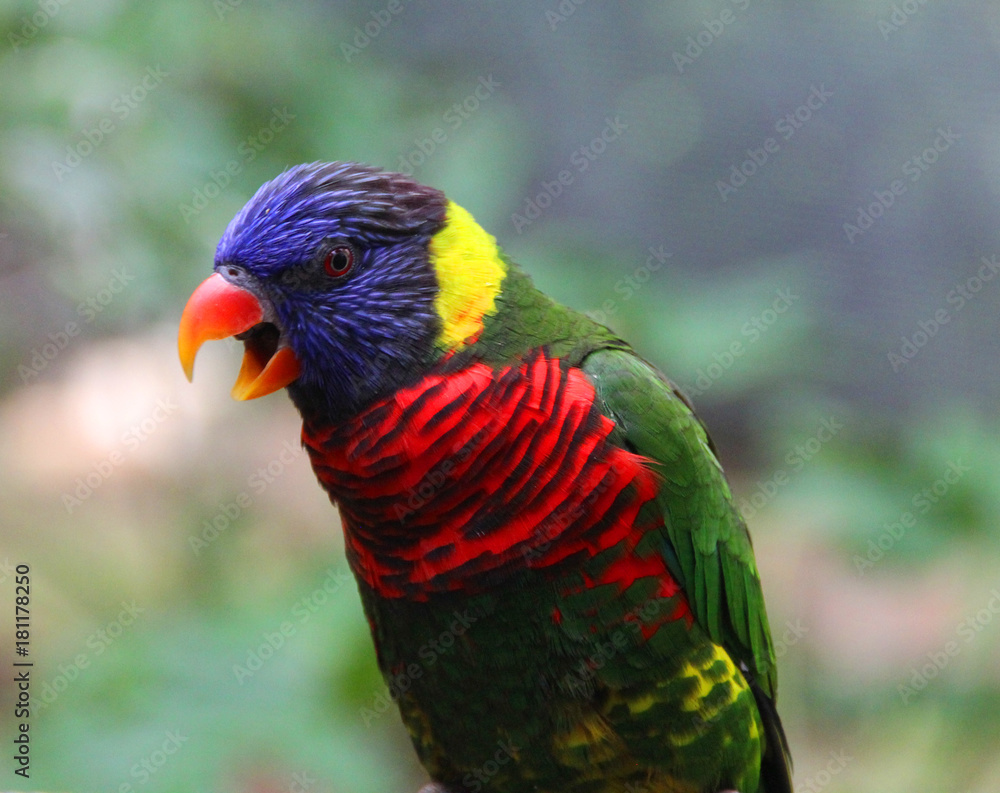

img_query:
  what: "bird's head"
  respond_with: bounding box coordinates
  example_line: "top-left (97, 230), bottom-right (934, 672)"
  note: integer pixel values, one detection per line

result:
top-left (178, 162), bottom-right (507, 424)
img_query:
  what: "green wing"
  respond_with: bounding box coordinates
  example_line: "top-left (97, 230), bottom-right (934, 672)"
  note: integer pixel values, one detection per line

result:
top-left (582, 347), bottom-right (778, 698)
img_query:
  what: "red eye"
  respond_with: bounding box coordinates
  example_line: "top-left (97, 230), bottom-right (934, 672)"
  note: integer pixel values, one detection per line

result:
top-left (323, 246), bottom-right (354, 277)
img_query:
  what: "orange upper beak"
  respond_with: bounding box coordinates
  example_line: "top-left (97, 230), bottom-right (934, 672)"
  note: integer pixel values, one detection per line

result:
top-left (178, 272), bottom-right (301, 400)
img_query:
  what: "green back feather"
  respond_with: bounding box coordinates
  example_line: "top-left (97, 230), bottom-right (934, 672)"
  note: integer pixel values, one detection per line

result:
top-left (581, 348), bottom-right (779, 698)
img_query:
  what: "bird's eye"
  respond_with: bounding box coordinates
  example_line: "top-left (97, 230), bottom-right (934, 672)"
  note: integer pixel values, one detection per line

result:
top-left (323, 245), bottom-right (354, 278)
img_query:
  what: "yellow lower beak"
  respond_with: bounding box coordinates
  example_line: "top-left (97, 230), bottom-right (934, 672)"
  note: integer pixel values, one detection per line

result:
top-left (178, 272), bottom-right (301, 400)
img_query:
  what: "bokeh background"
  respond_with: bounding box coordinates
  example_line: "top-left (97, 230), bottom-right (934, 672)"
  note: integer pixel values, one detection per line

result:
top-left (2, 1), bottom-right (999, 791)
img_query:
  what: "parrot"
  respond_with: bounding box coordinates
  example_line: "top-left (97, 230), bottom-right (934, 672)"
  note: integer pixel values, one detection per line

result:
top-left (178, 161), bottom-right (792, 793)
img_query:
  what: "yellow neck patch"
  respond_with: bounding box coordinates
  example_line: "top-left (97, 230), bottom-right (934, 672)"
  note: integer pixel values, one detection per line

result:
top-left (428, 201), bottom-right (507, 349)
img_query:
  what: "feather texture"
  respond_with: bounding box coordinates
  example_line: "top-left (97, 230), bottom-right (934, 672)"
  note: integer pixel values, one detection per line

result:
top-left (196, 161), bottom-right (793, 793)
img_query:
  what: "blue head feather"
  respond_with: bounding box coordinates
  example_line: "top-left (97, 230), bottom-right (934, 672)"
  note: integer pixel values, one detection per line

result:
top-left (214, 162), bottom-right (449, 424)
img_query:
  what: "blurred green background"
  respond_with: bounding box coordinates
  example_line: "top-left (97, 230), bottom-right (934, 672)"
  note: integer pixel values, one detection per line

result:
top-left (2, 1), bottom-right (1000, 791)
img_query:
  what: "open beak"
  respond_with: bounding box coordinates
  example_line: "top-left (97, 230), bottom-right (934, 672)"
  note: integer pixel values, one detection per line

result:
top-left (178, 272), bottom-right (301, 400)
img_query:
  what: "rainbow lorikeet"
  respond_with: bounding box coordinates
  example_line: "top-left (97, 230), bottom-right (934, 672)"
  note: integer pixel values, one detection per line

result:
top-left (178, 162), bottom-right (792, 793)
